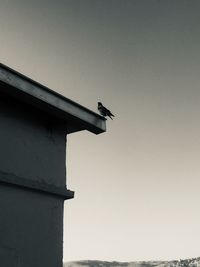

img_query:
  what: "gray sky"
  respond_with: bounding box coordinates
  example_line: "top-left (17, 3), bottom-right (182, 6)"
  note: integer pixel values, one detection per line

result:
top-left (1, 0), bottom-right (200, 262)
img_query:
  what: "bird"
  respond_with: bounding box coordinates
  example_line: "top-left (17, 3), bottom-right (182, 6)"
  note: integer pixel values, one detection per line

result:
top-left (97, 102), bottom-right (115, 120)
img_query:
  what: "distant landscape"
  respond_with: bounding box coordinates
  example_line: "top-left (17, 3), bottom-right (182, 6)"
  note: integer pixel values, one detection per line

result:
top-left (64, 257), bottom-right (200, 267)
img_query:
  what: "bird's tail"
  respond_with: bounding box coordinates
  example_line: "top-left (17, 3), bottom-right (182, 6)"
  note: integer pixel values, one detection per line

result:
top-left (109, 115), bottom-right (114, 120)
top-left (111, 113), bottom-right (115, 118)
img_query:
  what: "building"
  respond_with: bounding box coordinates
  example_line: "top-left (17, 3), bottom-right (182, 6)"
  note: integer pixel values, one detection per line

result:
top-left (0, 64), bottom-right (106, 267)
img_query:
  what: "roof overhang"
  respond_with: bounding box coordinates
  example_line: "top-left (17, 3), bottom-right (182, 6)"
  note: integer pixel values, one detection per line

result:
top-left (0, 63), bottom-right (106, 134)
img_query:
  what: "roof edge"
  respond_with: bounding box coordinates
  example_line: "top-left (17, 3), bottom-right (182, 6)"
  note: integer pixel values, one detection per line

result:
top-left (0, 63), bottom-right (106, 134)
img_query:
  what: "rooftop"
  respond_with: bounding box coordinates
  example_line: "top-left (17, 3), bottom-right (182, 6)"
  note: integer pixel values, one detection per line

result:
top-left (0, 63), bottom-right (106, 134)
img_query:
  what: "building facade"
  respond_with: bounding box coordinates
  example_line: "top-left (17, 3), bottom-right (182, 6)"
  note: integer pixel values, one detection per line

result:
top-left (0, 64), bottom-right (106, 267)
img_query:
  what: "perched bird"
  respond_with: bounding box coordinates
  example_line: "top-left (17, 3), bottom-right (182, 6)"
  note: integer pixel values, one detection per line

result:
top-left (97, 102), bottom-right (115, 120)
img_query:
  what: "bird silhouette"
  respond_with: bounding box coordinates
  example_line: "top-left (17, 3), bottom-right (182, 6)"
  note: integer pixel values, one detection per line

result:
top-left (97, 102), bottom-right (114, 120)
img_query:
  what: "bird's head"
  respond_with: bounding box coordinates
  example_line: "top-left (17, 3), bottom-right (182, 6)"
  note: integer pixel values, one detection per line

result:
top-left (98, 102), bottom-right (102, 107)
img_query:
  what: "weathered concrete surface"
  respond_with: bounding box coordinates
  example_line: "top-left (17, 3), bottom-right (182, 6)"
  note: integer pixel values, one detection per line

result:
top-left (0, 94), bottom-right (66, 187)
top-left (0, 93), bottom-right (67, 267)
top-left (0, 184), bottom-right (63, 267)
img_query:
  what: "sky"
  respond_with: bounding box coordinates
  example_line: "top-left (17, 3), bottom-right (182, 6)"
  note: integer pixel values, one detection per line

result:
top-left (0, 0), bottom-right (200, 263)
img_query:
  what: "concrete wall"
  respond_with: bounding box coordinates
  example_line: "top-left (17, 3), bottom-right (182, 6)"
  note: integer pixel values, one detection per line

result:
top-left (0, 184), bottom-right (63, 267)
top-left (0, 94), bottom-right (67, 187)
top-left (0, 93), bottom-right (68, 266)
